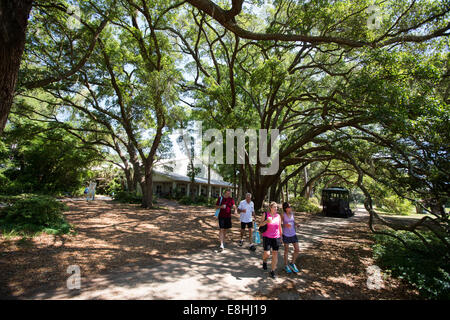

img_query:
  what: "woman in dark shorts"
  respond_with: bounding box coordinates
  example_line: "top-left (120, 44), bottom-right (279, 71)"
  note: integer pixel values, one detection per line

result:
top-left (216, 189), bottom-right (236, 251)
top-left (259, 201), bottom-right (282, 279)
top-left (282, 202), bottom-right (300, 273)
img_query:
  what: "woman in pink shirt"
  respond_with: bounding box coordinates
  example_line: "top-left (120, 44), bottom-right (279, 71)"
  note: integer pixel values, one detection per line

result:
top-left (259, 201), bottom-right (282, 279)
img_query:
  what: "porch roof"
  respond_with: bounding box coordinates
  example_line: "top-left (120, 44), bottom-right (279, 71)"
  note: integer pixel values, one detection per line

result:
top-left (153, 170), bottom-right (233, 187)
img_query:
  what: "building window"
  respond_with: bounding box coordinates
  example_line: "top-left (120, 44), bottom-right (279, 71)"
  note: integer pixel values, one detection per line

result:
top-left (156, 185), bottom-right (162, 194)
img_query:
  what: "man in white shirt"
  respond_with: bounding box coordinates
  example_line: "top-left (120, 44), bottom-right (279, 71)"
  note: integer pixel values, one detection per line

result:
top-left (237, 193), bottom-right (256, 251)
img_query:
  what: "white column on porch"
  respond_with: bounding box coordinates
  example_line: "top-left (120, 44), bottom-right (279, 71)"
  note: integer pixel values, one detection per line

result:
top-left (186, 183), bottom-right (190, 196)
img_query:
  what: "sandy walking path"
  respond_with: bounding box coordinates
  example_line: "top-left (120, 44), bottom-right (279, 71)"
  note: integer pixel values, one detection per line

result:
top-left (24, 208), bottom-right (413, 300)
top-left (1, 199), bottom-right (417, 300)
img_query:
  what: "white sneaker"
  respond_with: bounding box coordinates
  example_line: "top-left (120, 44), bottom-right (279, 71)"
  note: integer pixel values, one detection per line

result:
top-left (219, 244), bottom-right (225, 251)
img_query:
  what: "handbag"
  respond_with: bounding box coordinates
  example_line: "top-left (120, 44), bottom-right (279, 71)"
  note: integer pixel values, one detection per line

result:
top-left (258, 212), bottom-right (268, 233)
top-left (214, 196), bottom-right (223, 217)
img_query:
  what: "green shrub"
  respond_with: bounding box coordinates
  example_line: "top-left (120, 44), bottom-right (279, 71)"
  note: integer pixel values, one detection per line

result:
top-left (290, 197), bottom-right (322, 214)
top-left (194, 195), bottom-right (208, 204)
top-left (0, 195), bottom-right (71, 236)
top-left (72, 188), bottom-right (86, 197)
top-left (106, 178), bottom-right (124, 196)
top-left (207, 197), bottom-right (218, 207)
top-left (179, 196), bottom-right (193, 205)
top-left (308, 197), bottom-right (320, 206)
top-left (376, 195), bottom-right (415, 215)
top-left (112, 191), bottom-right (158, 205)
top-left (113, 191), bottom-right (142, 204)
top-left (0, 173), bottom-right (9, 192)
top-left (178, 195), bottom-right (214, 206)
top-left (0, 180), bottom-right (35, 195)
top-left (373, 231), bottom-right (450, 299)
top-left (0, 193), bottom-right (34, 205)
top-left (166, 193), bottom-right (175, 200)
top-left (169, 188), bottom-right (185, 200)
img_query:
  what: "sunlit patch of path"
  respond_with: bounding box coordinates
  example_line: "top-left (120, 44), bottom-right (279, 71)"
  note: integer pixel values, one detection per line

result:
top-left (58, 195), bottom-right (113, 202)
top-left (26, 206), bottom-right (374, 300)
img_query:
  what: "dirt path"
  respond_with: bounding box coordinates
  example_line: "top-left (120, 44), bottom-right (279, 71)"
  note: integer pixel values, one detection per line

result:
top-left (0, 199), bottom-right (418, 299)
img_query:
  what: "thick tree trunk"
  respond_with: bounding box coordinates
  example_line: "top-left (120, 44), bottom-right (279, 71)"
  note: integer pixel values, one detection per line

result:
top-left (124, 167), bottom-right (135, 192)
top-left (141, 163), bottom-right (153, 208)
top-left (285, 181), bottom-right (289, 202)
top-left (131, 167), bottom-right (141, 193)
top-left (253, 188), bottom-right (266, 213)
top-left (248, 174), bottom-right (272, 212)
top-left (233, 162), bottom-right (237, 199)
top-left (303, 184), bottom-right (310, 198)
top-left (128, 145), bottom-right (141, 193)
top-left (0, 0), bottom-right (33, 135)
top-left (272, 176), bottom-right (283, 203)
top-left (302, 166), bottom-right (309, 198)
top-left (270, 186), bottom-right (278, 203)
top-left (132, 164), bottom-right (141, 193)
top-left (308, 185), bottom-right (314, 198)
top-left (241, 164), bottom-right (249, 197)
top-left (190, 180), bottom-right (194, 198)
top-left (237, 167), bottom-right (242, 202)
top-left (292, 179), bottom-right (298, 198)
top-left (243, 164), bottom-right (283, 212)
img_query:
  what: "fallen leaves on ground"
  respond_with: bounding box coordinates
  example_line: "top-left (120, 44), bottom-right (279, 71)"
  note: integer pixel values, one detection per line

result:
top-left (0, 199), bottom-right (418, 299)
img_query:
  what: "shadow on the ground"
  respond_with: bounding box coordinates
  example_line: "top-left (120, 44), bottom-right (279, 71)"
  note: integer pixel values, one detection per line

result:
top-left (0, 202), bottom-right (418, 299)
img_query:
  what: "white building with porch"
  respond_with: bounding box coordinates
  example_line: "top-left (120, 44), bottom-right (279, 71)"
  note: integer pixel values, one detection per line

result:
top-left (151, 157), bottom-right (233, 198)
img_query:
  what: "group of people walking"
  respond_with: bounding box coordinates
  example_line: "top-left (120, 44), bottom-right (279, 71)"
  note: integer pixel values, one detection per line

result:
top-left (215, 189), bottom-right (300, 279)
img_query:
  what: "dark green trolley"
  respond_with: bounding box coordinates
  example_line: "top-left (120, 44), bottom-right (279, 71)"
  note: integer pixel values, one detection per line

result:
top-left (321, 187), bottom-right (354, 218)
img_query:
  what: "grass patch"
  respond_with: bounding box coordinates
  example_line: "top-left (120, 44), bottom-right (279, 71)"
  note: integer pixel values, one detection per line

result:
top-left (373, 230), bottom-right (450, 299)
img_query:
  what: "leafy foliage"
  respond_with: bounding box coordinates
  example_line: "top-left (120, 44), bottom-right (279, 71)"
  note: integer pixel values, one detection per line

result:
top-left (290, 197), bottom-right (322, 214)
top-left (1, 0), bottom-right (447, 257)
top-left (373, 231), bottom-right (450, 299)
top-left (113, 191), bottom-right (143, 204)
top-left (0, 119), bottom-right (99, 195)
top-left (112, 190), bottom-right (158, 205)
top-left (179, 195), bottom-right (215, 207)
top-left (377, 195), bottom-right (415, 216)
top-left (106, 176), bottom-right (126, 196)
top-left (0, 195), bottom-right (71, 236)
